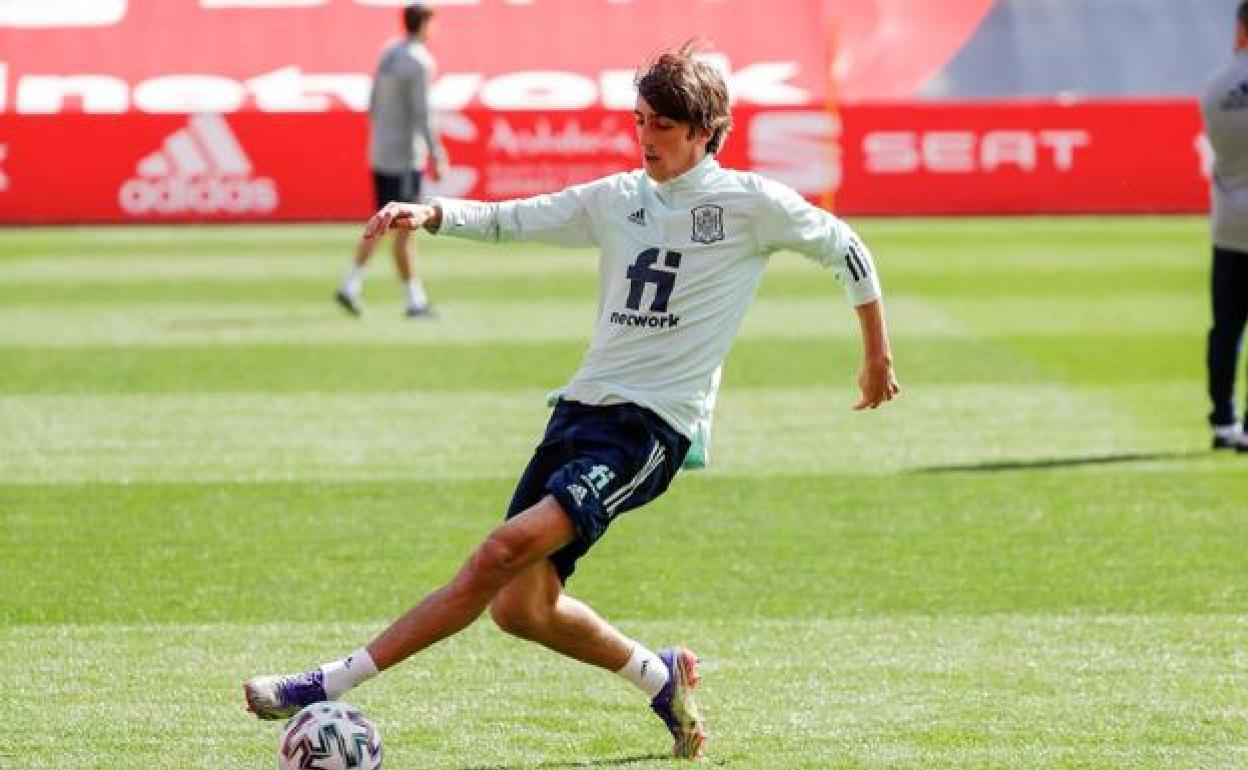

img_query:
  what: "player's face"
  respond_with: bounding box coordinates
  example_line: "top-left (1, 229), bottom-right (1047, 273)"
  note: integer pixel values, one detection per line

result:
top-left (635, 97), bottom-right (711, 182)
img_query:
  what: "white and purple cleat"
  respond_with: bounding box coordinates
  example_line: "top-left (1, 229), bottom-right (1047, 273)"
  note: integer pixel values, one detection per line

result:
top-left (244, 670), bottom-right (328, 720)
top-left (650, 646), bottom-right (708, 760)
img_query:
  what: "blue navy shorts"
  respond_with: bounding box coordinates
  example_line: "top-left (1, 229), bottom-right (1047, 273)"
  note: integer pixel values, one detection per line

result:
top-left (372, 170), bottom-right (423, 209)
top-left (505, 399), bottom-right (690, 582)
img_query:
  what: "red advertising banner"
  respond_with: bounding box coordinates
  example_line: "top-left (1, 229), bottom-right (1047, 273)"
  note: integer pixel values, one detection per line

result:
top-left (0, 100), bottom-right (1209, 224)
top-left (0, 1), bottom-right (1011, 110)
top-left (829, 101), bottom-right (1209, 215)
top-left (0, 0), bottom-right (833, 113)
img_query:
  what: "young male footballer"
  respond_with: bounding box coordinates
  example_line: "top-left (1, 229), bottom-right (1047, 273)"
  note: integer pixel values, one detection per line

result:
top-left (245, 43), bottom-right (900, 760)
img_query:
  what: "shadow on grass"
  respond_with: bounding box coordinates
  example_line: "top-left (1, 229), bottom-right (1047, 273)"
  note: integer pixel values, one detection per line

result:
top-left (456, 754), bottom-right (677, 770)
top-left (909, 450), bottom-right (1205, 474)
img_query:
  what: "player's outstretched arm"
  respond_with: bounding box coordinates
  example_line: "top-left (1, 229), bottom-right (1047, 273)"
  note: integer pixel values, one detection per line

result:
top-left (362, 202), bottom-right (443, 240)
top-left (852, 299), bottom-right (900, 410)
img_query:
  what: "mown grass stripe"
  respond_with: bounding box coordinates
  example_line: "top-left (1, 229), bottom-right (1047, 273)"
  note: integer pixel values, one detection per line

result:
top-left (0, 334), bottom-right (1202, 395)
top-left (0, 262), bottom-right (1204, 304)
top-left (3, 467), bottom-right (1246, 620)
top-left (0, 295), bottom-right (963, 347)
top-left (0, 383), bottom-right (1217, 484)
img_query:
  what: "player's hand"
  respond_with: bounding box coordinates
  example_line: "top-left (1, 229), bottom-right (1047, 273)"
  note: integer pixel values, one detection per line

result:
top-left (362, 202), bottom-right (435, 239)
top-left (853, 355), bottom-right (900, 410)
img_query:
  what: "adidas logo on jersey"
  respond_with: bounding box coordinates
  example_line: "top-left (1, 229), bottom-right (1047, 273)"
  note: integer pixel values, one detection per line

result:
top-left (627, 208), bottom-right (646, 226)
top-left (118, 114), bottom-right (278, 216)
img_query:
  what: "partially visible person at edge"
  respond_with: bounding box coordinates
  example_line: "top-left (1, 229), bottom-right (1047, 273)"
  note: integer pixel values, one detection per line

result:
top-left (247, 42), bottom-right (900, 761)
top-left (1203, 0), bottom-right (1248, 451)
top-left (336, 2), bottom-right (448, 318)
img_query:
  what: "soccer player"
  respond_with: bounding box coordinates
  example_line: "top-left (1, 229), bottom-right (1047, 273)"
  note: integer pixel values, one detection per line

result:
top-left (336, 2), bottom-right (448, 318)
top-left (1202, 0), bottom-right (1248, 451)
top-left (246, 44), bottom-right (900, 760)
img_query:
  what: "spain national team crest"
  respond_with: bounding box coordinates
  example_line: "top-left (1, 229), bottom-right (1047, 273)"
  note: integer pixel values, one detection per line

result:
top-left (690, 204), bottom-right (725, 244)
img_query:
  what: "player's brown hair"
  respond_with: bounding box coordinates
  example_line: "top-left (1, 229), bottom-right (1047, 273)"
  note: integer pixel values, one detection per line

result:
top-left (635, 41), bottom-right (733, 155)
top-left (403, 3), bottom-right (433, 36)
top-left (1239, 0), bottom-right (1248, 29)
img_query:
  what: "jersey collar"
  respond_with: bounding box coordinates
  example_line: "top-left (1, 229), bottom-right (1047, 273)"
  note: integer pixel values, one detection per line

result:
top-left (649, 154), bottom-right (721, 206)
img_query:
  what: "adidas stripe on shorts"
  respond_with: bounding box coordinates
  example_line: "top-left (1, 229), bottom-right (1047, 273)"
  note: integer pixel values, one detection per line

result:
top-left (505, 399), bottom-right (690, 582)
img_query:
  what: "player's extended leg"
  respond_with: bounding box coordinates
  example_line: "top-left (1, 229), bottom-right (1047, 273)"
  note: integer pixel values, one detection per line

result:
top-left (392, 229), bottom-right (433, 317)
top-left (335, 238), bottom-right (374, 316)
top-left (391, 228), bottom-right (413, 284)
top-left (244, 496), bottom-right (577, 719)
top-left (366, 495), bottom-right (575, 669)
top-left (489, 543), bottom-right (707, 759)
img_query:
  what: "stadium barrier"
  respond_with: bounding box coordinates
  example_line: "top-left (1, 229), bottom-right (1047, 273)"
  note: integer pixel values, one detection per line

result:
top-left (0, 100), bottom-right (1206, 223)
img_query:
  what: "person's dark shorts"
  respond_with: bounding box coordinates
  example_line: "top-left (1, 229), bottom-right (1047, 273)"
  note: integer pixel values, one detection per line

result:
top-left (372, 170), bottom-right (423, 209)
top-left (505, 399), bottom-right (691, 582)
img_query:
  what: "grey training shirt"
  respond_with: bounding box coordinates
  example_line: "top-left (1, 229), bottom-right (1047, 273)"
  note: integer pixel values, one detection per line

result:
top-left (368, 39), bottom-right (445, 173)
top-left (1202, 51), bottom-right (1248, 251)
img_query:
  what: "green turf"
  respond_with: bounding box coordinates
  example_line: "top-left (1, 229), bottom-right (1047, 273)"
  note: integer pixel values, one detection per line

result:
top-left (1, 218), bottom-right (1245, 769)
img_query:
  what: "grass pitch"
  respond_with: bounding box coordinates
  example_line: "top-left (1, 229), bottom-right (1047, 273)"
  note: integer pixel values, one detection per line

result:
top-left (1, 217), bottom-right (1245, 769)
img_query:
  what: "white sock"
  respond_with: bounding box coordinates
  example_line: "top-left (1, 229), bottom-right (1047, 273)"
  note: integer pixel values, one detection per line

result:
top-left (342, 267), bottom-right (364, 297)
top-left (320, 649), bottom-right (379, 699)
top-left (404, 278), bottom-right (428, 310)
top-left (615, 642), bottom-right (669, 699)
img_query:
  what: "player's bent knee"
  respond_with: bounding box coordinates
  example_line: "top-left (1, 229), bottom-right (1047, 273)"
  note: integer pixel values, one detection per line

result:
top-left (468, 530), bottom-right (533, 588)
top-left (487, 596), bottom-right (544, 639)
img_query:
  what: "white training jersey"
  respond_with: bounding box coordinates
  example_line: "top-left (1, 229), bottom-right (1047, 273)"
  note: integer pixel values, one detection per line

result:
top-left (1202, 51), bottom-right (1248, 252)
top-left (434, 155), bottom-right (881, 441)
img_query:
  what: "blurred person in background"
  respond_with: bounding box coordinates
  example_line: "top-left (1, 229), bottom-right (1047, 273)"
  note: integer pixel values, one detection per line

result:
top-left (249, 43), bottom-right (899, 761)
top-left (1202, 0), bottom-right (1248, 451)
top-left (336, 2), bottom-right (448, 318)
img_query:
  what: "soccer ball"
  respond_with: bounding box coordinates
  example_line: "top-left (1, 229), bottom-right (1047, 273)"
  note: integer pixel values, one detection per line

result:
top-left (277, 701), bottom-right (383, 770)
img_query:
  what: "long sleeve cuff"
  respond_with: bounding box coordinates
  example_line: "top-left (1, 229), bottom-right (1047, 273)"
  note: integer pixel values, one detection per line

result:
top-left (433, 198), bottom-right (500, 241)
